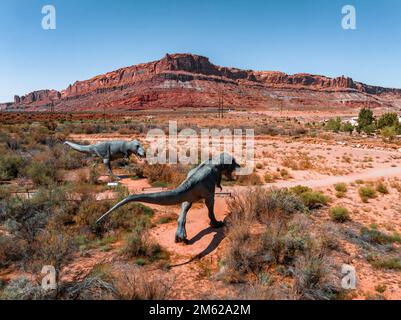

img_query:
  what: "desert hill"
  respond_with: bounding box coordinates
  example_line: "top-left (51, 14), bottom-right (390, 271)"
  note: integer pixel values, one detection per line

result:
top-left (2, 53), bottom-right (401, 112)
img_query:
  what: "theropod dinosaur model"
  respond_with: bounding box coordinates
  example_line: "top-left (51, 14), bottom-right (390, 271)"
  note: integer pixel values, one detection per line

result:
top-left (96, 153), bottom-right (240, 243)
top-left (64, 140), bottom-right (145, 179)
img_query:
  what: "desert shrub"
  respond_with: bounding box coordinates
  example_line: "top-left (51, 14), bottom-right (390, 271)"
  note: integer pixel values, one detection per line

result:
top-left (75, 198), bottom-right (113, 231)
top-left (380, 126), bottom-right (397, 141)
top-left (357, 108), bottom-right (374, 133)
top-left (0, 234), bottom-right (28, 267)
top-left (224, 189), bottom-right (308, 280)
top-left (108, 202), bottom-right (153, 231)
top-left (237, 172), bottom-right (263, 186)
top-left (334, 183), bottom-right (347, 193)
top-left (360, 226), bottom-right (398, 245)
top-left (122, 228), bottom-right (162, 261)
top-left (319, 226), bottom-right (340, 251)
top-left (24, 161), bottom-right (62, 186)
top-left (222, 222), bottom-right (265, 282)
top-left (293, 250), bottom-right (340, 300)
top-left (0, 187), bottom-right (70, 245)
top-left (289, 127), bottom-right (308, 136)
top-left (341, 122), bottom-right (354, 135)
top-left (271, 215), bottom-right (311, 265)
top-left (60, 264), bottom-right (118, 300)
top-left (358, 186), bottom-right (376, 202)
top-left (264, 172), bottom-right (278, 183)
top-left (223, 190), bottom-right (338, 298)
top-left (0, 149), bottom-right (25, 180)
top-left (376, 182), bottom-right (389, 194)
top-left (115, 267), bottom-right (171, 300)
top-left (289, 185), bottom-right (312, 196)
top-left (368, 256), bottom-right (401, 270)
top-left (279, 168), bottom-right (291, 179)
top-left (52, 144), bottom-right (87, 170)
top-left (262, 188), bottom-right (306, 217)
top-left (282, 153), bottom-right (314, 170)
top-left (30, 221), bottom-right (74, 271)
top-left (330, 207), bottom-right (350, 223)
top-left (299, 191), bottom-right (329, 208)
top-left (255, 163), bottom-right (264, 170)
top-left (377, 113), bottom-right (399, 129)
top-left (0, 277), bottom-right (43, 300)
top-left (143, 163), bottom-right (187, 187)
top-left (157, 212), bottom-right (177, 224)
top-left (325, 117), bottom-right (342, 132)
top-left (298, 191), bottom-right (329, 209)
top-left (88, 165), bottom-right (100, 185)
top-left (228, 188), bottom-right (305, 226)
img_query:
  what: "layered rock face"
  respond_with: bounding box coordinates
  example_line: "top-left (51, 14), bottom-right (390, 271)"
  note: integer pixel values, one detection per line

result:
top-left (3, 53), bottom-right (401, 112)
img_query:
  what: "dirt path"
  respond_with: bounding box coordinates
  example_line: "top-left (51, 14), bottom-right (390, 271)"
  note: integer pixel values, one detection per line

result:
top-left (229, 165), bottom-right (401, 191)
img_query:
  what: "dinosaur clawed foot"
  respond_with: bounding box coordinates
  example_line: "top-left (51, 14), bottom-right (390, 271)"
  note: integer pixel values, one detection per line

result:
top-left (175, 235), bottom-right (189, 244)
top-left (210, 220), bottom-right (224, 228)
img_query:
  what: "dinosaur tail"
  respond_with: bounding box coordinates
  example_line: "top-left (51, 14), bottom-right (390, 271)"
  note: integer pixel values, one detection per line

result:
top-left (96, 189), bottom-right (187, 224)
top-left (64, 141), bottom-right (93, 153)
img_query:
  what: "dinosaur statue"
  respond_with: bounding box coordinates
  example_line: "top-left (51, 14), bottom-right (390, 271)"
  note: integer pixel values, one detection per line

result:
top-left (64, 140), bottom-right (146, 179)
top-left (96, 153), bottom-right (240, 244)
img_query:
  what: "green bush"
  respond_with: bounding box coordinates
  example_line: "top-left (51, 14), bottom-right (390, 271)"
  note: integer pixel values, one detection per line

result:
top-left (377, 113), bottom-right (399, 129)
top-left (0, 150), bottom-right (24, 180)
top-left (369, 256), bottom-right (401, 270)
top-left (325, 118), bottom-right (342, 132)
top-left (290, 185), bottom-right (312, 196)
top-left (289, 186), bottom-right (329, 209)
top-left (357, 108), bottom-right (374, 133)
top-left (334, 183), bottom-right (347, 193)
top-left (330, 207), bottom-right (350, 223)
top-left (122, 228), bottom-right (162, 261)
top-left (341, 122), bottom-right (354, 135)
top-left (24, 161), bottom-right (61, 186)
top-left (299, 191), bottom-right (329, 209)
top-left (361, 226), bottom-right (398, 245)
top-left (358, 186), bottom-right (376, 202)
top-left (380, 126), bottom-right (397, 141)
top-left (376, 182), bottom-right (389, 194)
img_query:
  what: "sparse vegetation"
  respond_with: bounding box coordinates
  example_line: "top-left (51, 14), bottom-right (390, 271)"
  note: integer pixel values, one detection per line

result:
top-left (358, 186), bottom-right (377, 202)
top-left (289, 186), bottom-right (329, 209)
top-left (330, 207), bottom-right (350, 223)
top-left (376, 182), bottom-right (389, 194)
top-left (221, 188), bottom-right (340, 299)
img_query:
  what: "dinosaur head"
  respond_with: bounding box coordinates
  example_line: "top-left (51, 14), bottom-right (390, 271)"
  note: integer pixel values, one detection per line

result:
top-left (213, 153), bottom-right (241, 180)
top-left (131, 140), bottom-right (146, 158)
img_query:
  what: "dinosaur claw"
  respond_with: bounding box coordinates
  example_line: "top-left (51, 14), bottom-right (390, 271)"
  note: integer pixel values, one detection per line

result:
top-left (175, 235), bottom-right (189, 244)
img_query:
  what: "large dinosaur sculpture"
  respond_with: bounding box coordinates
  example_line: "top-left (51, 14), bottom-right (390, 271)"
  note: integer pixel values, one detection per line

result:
top-left (64, 140), bottom-right (145, 179)
top-left (96, 153), bottom-right (240, 244)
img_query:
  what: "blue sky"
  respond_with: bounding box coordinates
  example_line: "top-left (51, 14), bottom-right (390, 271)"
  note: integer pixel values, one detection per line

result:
top-left (1, 0), bottom-right (401, 102)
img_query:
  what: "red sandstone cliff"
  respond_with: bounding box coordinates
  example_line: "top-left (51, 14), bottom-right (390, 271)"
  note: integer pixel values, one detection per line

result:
top-left (2, 53), bottom-right (401, 112)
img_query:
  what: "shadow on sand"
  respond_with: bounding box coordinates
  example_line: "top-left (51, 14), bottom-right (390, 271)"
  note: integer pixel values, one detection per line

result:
top-left (169, 217), bottom-right (228, 268)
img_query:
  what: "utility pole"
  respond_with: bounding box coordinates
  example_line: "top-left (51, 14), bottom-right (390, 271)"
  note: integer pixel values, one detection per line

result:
top-left (218, 74), bottom-right (224, 118)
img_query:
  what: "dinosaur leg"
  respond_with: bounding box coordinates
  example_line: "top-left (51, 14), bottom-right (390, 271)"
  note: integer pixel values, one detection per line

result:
top-left (103, 158), bottom-right (119, 180)
top-left (205, 196), bottom-right (224, 228)
top-left (175, 202), bottom-right (192, 244)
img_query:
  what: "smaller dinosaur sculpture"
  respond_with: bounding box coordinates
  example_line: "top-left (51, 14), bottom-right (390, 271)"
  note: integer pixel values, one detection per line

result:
top-left (64, 140), bottom-right (145, 179)
top-left (96, 153), bottom-right (240, 244)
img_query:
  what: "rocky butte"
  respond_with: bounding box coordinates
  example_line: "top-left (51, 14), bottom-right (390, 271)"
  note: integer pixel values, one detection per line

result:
top-left (2, 53), bottom-right (401, 112)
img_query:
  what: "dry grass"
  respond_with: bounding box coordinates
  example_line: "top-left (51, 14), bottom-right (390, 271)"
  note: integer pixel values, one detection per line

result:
top-left (222, 188), bottom-right (340, 299)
